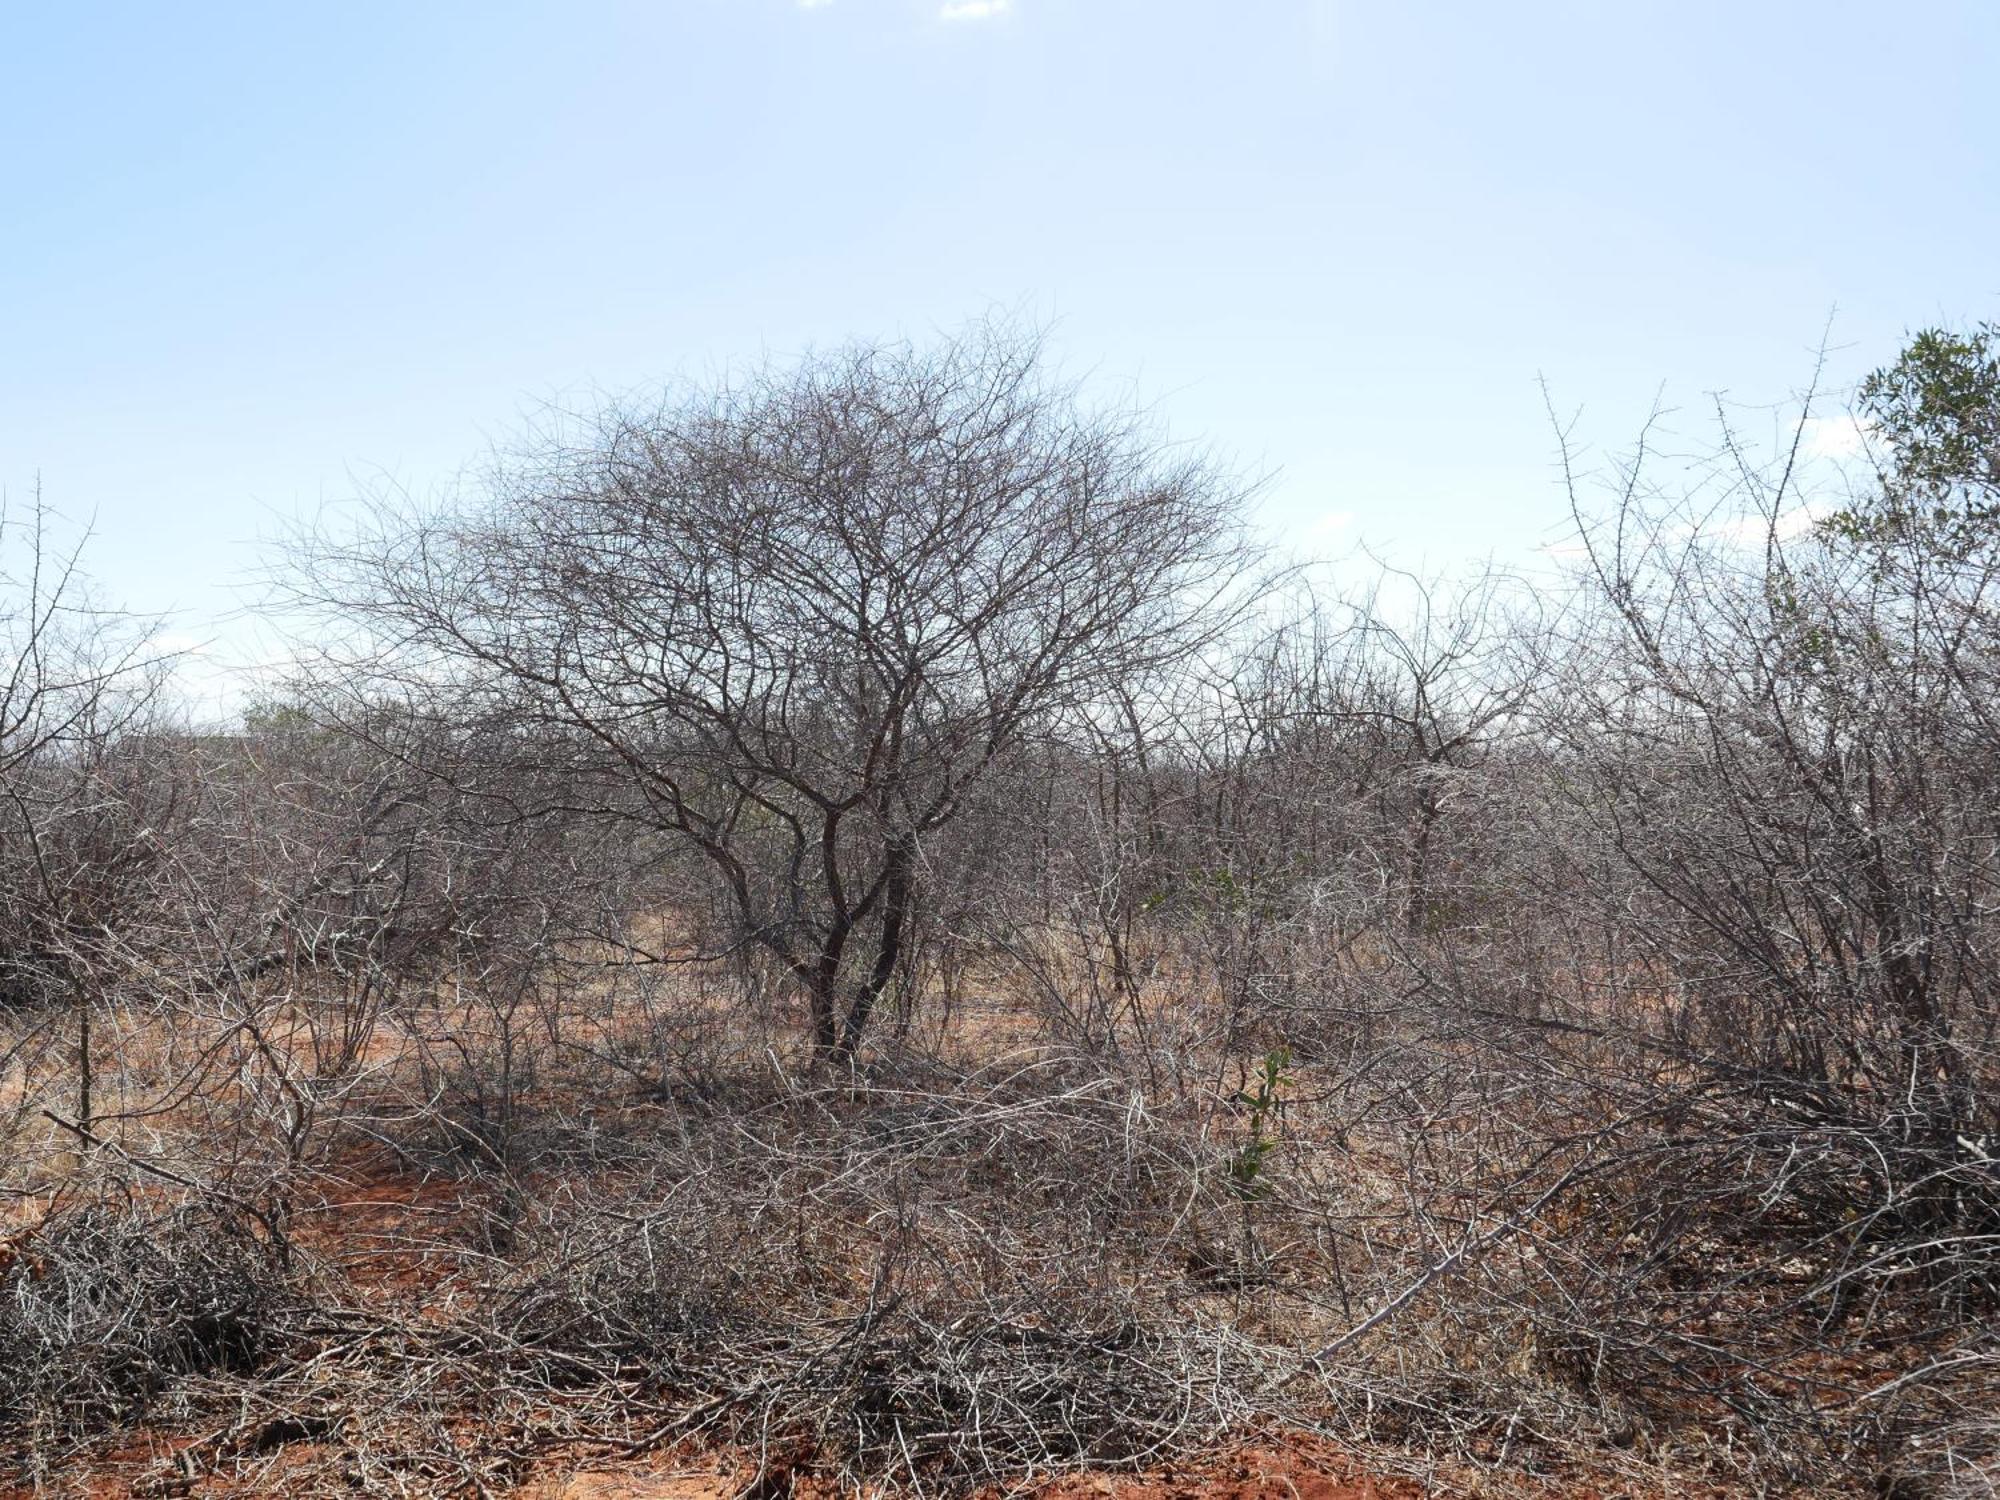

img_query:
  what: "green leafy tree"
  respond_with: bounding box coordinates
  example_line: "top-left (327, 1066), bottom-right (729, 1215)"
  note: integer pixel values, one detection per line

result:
top-left (1835, 321), bottom-right (2000, 555)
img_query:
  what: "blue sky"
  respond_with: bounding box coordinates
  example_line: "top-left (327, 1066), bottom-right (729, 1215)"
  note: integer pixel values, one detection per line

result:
top-left (3, 1), bottom-right (1997, 706)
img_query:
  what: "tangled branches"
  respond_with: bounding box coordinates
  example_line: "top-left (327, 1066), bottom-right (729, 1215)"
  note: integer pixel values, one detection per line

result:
top-left (0, 1198), bottom-right (297, 1477)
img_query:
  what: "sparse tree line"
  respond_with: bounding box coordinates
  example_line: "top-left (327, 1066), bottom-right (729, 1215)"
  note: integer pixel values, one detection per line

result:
top-left (1, 322), bottom-right (1997, 1495)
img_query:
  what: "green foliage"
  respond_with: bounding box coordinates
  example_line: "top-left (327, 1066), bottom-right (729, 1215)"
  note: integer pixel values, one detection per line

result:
top-left (1140, 866), bottom-right (1254, 920)
top-left (240, 699), bottom-right (318, 736)
top-left (1227, 1047), bottom-right (1290, 1201)
top-left (1829, 321), bottom-right (2000, 557)
top-left (1861, 323), bottom-right (2000, 491)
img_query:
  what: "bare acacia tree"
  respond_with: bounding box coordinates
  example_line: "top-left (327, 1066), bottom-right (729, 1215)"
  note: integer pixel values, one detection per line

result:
top-left (0, 495), bottom-right (168, 1134)
top-left (293, 328), bottom-right (1255, 1062)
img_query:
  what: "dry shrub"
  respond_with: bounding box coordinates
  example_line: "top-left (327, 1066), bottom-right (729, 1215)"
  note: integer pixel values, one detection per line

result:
top-left (470, 1057), bottom-right (1271, 1490)
top-left (0, 1197), bottom-right (296, 1474)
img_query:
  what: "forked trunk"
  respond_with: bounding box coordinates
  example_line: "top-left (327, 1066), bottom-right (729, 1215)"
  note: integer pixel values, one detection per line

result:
top-left (837, 838), bottom-right (915, 1063)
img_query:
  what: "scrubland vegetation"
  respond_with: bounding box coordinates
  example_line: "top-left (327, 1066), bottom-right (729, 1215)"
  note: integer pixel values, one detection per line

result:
top-left (3, 323), bottom-right (1998, 1497)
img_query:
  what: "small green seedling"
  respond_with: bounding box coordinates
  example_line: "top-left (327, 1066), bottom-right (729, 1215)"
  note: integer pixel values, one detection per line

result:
top-left (1229, 1047), bottom-right (1291, 1201)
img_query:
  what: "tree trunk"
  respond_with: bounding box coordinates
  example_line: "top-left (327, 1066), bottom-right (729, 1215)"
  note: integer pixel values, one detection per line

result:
top-left (838, 838), bottom-right (914, 1062)
top-left (804, 920), bottom-right (852, 1065)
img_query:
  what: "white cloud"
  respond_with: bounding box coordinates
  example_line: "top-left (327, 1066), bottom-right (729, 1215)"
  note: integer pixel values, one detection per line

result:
top-left (153, 629), bottom-right (206, 654)
top-left (797, 0), bottom-right (834, 8)
top-left (939, 0), bottom-right (1010, 20)
top-left (1700, 501), bottom-right (1834, 547)
top-left (1799, 413), bottom-right (1874, 461)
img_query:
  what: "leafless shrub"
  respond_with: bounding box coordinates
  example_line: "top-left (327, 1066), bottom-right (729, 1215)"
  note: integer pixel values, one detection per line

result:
top-left (283, 324), bottom-right (1262, 1067)
top-left (0, 1196), bottom-right (296, 1476)
top-left (480, 1061), bottom-right (1275, 1490)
